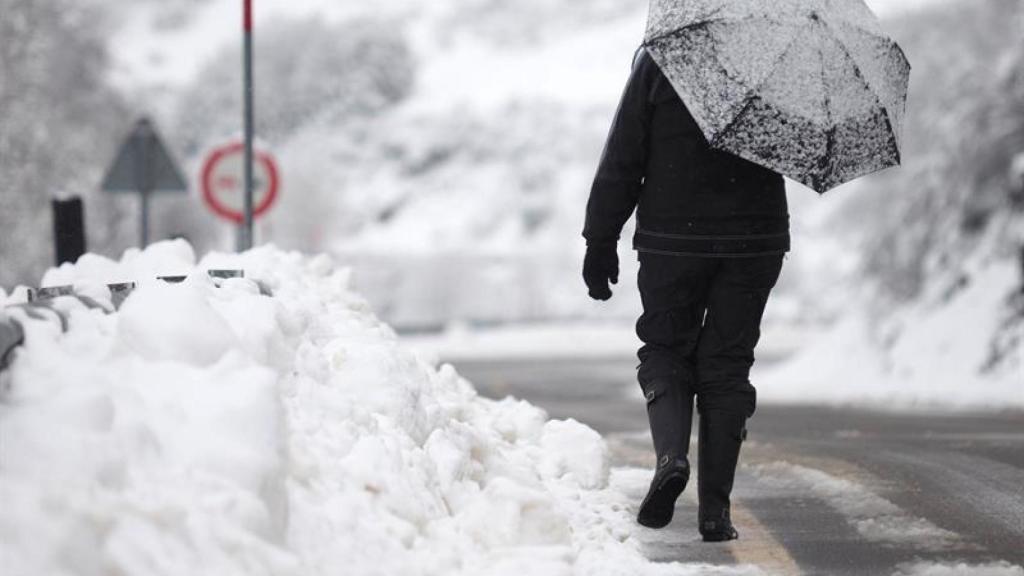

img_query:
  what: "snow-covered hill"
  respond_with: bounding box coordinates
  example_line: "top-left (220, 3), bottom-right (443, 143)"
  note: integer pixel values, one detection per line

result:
top-left (98, 0), bottom-right (953, 329)
top-left (9, 0), bottom-right (1014, 414)
top-left (759, 255), bottom-right (1023, 410)
top-left (761, 0), bottom-right (1024, 409)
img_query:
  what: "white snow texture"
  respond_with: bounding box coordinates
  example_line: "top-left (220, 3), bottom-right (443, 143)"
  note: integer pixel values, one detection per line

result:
top-left (758, 256), bottom-right (1023, 411)
top-left (0, 241), bottom-right (746, 576)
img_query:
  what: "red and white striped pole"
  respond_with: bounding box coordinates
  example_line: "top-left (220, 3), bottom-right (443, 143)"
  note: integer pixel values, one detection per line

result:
top-left (239, 0), bottom-right (255, 251)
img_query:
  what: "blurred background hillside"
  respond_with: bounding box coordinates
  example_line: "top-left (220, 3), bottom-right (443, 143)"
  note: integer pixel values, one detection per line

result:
top-left (1, 0), bottom-right (1021, 397)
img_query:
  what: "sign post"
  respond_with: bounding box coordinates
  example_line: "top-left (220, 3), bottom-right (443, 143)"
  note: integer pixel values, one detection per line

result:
top-left (101, 117), bottom-right (188, 247)
top-left (241, 0), bottom-right (255, 252)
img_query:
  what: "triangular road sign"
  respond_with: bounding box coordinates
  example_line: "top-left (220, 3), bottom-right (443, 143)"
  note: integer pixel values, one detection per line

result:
top-left (101, 117), bottom-right (187, 194)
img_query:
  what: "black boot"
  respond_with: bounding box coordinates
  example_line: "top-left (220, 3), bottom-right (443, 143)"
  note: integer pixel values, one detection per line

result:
top-left (636, 378), bottom-right (693, 529)
top-left (700, 509), bottom-right (739, 542)
top-left (697, 410), bottom-right (747, 542)
top-left (638, 455), bottom-right (690, 528)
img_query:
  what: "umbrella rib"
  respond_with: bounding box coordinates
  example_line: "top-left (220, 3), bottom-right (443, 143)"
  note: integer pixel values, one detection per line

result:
top-left (822, 17), bottom-right (902, 58)
top-left (818, 45), bottom-right (836, 190)
top-left (708, 30), bottom-right (807, 149)
top-left (819, 19), bottom-right (906, 149)
top-left (644, 15), bottom-right (764, 47)
top-left (825, 34), bottom-right (901, 161)
top-left (818, 0), bottom-right (911, 74)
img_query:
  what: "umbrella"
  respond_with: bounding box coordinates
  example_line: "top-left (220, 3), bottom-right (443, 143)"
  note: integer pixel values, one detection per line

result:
top-left (644, 0), bottom-right (911, 193)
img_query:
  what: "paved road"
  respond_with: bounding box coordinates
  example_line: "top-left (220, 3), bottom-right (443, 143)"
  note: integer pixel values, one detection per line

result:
top-left (451, 356), bottom-right (1024, 575)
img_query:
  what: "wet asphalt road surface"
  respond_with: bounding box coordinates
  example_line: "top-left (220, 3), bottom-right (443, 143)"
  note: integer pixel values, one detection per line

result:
top-left (450, 356), bottom-right (1024, 575)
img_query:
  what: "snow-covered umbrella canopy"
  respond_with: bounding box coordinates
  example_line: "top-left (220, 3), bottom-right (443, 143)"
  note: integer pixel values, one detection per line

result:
top-left (644, 0), bottom-right (911, 193)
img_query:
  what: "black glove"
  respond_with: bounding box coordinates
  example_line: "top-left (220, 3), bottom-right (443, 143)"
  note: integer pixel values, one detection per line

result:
top-left (583, 243), bottom-right (619, 301)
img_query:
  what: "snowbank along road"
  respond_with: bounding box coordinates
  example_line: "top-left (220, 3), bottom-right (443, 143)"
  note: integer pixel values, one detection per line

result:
top-left (0, 241), bottom-right (772, 576)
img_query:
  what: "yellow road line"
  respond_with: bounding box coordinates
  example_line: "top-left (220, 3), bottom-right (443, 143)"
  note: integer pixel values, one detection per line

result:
top-left (680, 485), bottom-right (803, 575)
top-left (728, 500), bottom-right (803, 575)
top-left (610, 433), bottom-right (803, 574)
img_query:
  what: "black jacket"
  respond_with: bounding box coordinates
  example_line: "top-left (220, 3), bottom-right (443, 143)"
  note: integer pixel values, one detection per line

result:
top-left (584, 50), bottom-right (790, 256)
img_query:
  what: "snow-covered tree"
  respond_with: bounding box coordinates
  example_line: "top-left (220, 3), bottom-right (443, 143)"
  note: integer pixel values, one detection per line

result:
top-left (173, 17), bottom-right (414, 154)
top-left (0, 0), bottom-right (131, 287)
top-left (849, 0), bottom-right (1024, 302)
top-left (160, 16), bottom-right (415, 255)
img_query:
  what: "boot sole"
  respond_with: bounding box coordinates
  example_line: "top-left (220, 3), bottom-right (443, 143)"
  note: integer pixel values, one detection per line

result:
top-left (701, 527), bottom-right (739, 542)
top-left (637, 471), bottom-right (688, 529)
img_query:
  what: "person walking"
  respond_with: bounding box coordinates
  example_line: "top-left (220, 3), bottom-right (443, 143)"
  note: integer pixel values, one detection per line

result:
top-left (584, 0), bottom-right (908, 542)
top-left (582, 47), bottom-right (789, 542)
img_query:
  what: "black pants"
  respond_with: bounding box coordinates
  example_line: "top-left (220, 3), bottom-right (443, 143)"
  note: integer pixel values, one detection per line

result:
top-left (636, 252), bottom-right (784, 420)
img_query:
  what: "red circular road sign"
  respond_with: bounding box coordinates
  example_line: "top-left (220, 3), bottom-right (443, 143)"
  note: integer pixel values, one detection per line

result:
top-left (200, 142), bottom-right (280, 223)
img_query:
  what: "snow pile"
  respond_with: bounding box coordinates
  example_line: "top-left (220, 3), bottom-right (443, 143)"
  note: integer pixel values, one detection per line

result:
top-left (1, 240), bottom-right (748, 575)
top-left (758, 256), bottom-right (1023, 411)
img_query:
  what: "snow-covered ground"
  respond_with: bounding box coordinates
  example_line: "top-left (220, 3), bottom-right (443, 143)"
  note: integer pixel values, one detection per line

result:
top-left (757, 256), bottom-right (1023, 412)
top-left (404, 290), bottom-right (1022, 412)
top-left (403, 320), bottom-right (811, 364)
top-left (892, 562), bottom-right (1024, 576)
top-left (0, 241), bottom-right (763, 576)
top-left (750, 463), bottom-right (959, 549)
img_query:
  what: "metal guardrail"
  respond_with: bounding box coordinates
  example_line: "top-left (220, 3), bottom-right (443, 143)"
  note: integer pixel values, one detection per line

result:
top-left (0, 314), bottom-right (24, 371)
top-left (0, 270), bottom-right (271, 374)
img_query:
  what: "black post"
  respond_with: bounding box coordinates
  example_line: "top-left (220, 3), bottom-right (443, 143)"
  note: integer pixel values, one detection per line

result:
top-left (52, 196), bottom-right (86, 265)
